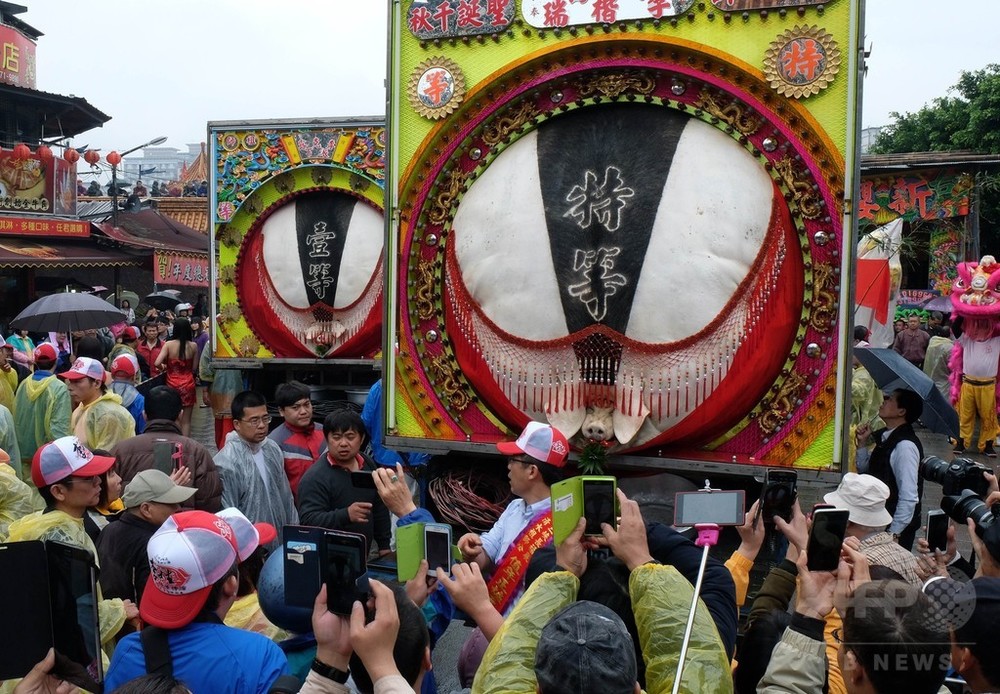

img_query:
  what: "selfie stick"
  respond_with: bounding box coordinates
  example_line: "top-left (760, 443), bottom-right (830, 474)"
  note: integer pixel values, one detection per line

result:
top-left (672, 522), bottom-right (721, 694)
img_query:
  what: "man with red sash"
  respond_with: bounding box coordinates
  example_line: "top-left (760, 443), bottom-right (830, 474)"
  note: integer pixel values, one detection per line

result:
top-left (454, 421), bottom-right (569, 686)
top-left (458, 421), bottom-right (569, 613)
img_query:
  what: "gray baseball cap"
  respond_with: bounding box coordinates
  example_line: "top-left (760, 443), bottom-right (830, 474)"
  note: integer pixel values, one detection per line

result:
top-left (534, 600), bottom-right (637, 694)
top-left (122, 469), bottom-right (196, 508)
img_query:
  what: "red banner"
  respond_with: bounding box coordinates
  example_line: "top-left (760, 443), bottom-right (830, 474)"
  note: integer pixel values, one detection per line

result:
top-left (155, 251), bottom-right (210, 287)
top-left (0, 25), bottom-right (36, 89)
top-left (0, 216), bottom-right (89, 237)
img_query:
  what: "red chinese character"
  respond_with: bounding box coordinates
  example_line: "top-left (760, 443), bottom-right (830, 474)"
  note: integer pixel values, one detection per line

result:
top-left (408, 6), bottom-right (435, 33)
top-left (484, 0), bottom-right (510, 26)
top-left (457, 0), bottom-right (484, 28)
top-left (857, 180), bottom-right (879, 221)
top-left (422, 69), bottom-right (451, 106)
top-left (591, 0), bottom-right (619, 22)
top-left (780, 38), bottom-right (825, 83)
top-left (888, 178), bottom-right (912, 217)
top-left (647, 0), bottom-right (673, 18)
top-left (543, 0), bottom-right (569, 26)
top-left (433, 1), bottom-right (456, 32)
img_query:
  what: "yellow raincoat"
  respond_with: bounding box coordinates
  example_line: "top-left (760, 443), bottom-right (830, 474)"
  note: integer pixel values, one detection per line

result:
top-left (224, 593), bottom-right (292, 642)
top-left (13, 374), bottom-right (71, 480)
top-left (472, 565), bottom-right (732, 694)
top-left (0, 365), bottom-right (16, 414)
top-left (71, 391), bottom-right (136, 452)
top-left (0, 463), bottom-right (41, 540)
top-left (0, 406), bottom-right (19, 481)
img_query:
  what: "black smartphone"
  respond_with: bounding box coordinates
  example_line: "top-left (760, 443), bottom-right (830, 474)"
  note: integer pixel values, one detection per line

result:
top-left (325, 530), bottom-right (369, 616)
top-left (350, 470), bottom-right (378, 489)
top-left (757, 469), bottom-right (798, 525)
top-left (424, 523), bottom-right (452, 573)
top-left (806, 508), bottom-right (850, 572)
top-left (0, 541), bottom-right (52, 679)
top-left (926, 509), bottom-right (949, 554)
top-left (152, 439), bottom-right (175, 475)
top-left (673, 490), bottom-right (746, 527)
top-left (46, 541), bottom-right (103, 691)
top-left (582, 477), bottom-right (617, 536)
top-left (283, 525), bottom-right (325, 609)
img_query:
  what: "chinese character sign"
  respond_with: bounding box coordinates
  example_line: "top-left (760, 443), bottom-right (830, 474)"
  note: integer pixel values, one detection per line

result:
top-left (0, 25), bottom-right (36, 89)
top-left (154, 252), bottom-right (210, 287)
top-left (408, 0), bottom-right (515, 39)
top-left (521, 0), bottom-right (695, 28)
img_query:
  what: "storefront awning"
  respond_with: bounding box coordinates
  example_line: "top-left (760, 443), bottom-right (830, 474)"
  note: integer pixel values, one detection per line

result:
top-left (97, 209), bottom-right (208, 256)
top-left (0, 238), bottom-right (143, 268)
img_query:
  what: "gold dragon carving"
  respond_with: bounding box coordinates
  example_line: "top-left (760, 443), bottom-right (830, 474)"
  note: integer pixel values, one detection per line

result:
top-left (414, 260), bottom-right (437, 322)
top-left (427, 169), bottom-right (468, 226)
top-left (694, 91), bottom-right (762, 135)
top-left (774, 156), bottom-right (822, 219)
top-left (577, 71), bottom-right (656, 99)
top-left (430, 352), bottom-right (472, 411)
top-left (809, 263), bottom-right (838, 333)
top-left (759, 371), bottom-right (807, 435)
top-left (481, 101), bottom-right (539, 147)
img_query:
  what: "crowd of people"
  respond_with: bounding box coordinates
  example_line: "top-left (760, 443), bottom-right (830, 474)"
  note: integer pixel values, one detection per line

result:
top-left (77, 180), bottom-right (209, 198)
top-left (1, 306), bottom-right (998, 692)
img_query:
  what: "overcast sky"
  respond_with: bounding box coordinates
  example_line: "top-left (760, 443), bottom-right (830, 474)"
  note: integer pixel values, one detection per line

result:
top-left (22, 0), bottom-right (1000, 162)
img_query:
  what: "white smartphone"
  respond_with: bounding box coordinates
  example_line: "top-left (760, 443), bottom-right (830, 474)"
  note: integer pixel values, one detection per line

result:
top-left (424, 523), bottom-right (452, 574)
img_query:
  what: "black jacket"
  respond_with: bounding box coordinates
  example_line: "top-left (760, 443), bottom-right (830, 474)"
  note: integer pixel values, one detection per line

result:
top-left (96, 511), bottom-right (159, 603)
top-left (296, 452), bottom-right (391, 552)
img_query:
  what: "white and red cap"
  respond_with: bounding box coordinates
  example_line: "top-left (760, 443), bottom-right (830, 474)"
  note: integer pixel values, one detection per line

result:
top-left (122, 326), bottom-right (141, 341)
top-left (110, 354), bottom-right (139, 379)
top-left (33, 343), bottom-right (57, 362)
top-left (497, 421), bottom-right (569, 467)
top-left (215, 507), bottom-right (277, 562)
top-left (31, 436), bottom-right (115, 488)
top-left (59, 356), bottom-right (106, 382)
top-left (141, 511), bottom-right (240, 629)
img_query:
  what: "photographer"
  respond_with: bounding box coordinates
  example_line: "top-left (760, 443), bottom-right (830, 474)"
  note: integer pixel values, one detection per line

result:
top-left (922, 576), bottom-right (1000, 693)
top-left (855, 388), bottom-right (924, 549)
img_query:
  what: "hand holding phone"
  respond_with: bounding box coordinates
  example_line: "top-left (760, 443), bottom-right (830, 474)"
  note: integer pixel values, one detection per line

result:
top-left (926, 510), bottom-right (949, 554)
top-left (673, 489), bottom-right (746, 527)
top-left (806, 508), bottom-right (850, 572)
top-left (424, 523), bottom-right (452, 574)
top-left (756, 469), bottom-right (798, 527)
top-left (325, 530), bottom-right (369, 616)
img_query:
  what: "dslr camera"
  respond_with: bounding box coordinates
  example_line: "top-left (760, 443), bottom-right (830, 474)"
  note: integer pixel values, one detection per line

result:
top-left (941, 489), bottom-right (1000, 540)
top-left (920, 456), bottom-right (992, 497)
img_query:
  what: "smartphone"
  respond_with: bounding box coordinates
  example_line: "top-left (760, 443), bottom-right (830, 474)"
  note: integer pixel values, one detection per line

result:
top-left (673, 490), bottom-right (746, 527)
top-left (350, 470), bottom-right (378, 489)
top-left (283, 525), bottom-right (325, 608)
top-left (806, 508), bottom-right (850, 572)
top-left (756, 469), bottom-right (798, 526)
top-left (926, 509), bottom-right (949, 554)
top-left (152, 439), bottom-right (180, 475)
top-left (46, 541), bottom-right (103, 691)
top-left (325, 530), bottom-right (369, 616)
top-left (0, 541), bottom-right (52, 679)
top-left (582, 477), bottom-right (617, 536)
top-left (424, 523), bottom-right (453, 573)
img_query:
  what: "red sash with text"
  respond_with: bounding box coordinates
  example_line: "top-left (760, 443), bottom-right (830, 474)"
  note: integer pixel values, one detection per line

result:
top-left (486, 510), bottom-right (553, 614)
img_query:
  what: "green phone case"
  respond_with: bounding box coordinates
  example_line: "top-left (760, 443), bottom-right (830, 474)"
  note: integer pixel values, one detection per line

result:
top-left (550, 475), bottom-right (617, 544)
top-left (395, 523), bottom-right (461, 581)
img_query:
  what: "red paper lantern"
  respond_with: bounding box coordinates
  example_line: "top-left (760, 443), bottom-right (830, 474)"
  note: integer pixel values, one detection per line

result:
top-left (106, 151), bottom-right (122, 167)
top-left (63, 148), bottom-right (80, 164)
top-left (36, 145), bottom-right (53, 162)
top-left (83, 149), bottom-right (100, 166)
top-left (12, 143), bottom-right (30, 160)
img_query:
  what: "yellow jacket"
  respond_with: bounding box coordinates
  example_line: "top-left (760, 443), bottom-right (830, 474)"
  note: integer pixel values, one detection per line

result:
top-left (71, 391), bottom-right (136, 452)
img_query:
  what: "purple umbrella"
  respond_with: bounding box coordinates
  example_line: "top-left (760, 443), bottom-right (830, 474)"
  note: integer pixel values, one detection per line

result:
top-left (922, 295), bottom-right (953, 313)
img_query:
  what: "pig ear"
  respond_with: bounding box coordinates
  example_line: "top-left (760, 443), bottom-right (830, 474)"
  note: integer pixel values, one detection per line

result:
top-left (546, 403), bottom-right (586, 439)
top-left (612, 398), bottom-right (650, 446)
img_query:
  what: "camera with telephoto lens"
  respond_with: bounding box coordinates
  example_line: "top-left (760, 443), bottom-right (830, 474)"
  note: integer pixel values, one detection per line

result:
top-left (920, 456), bottom-right (992, 497)
top-left (940, 489), bottom-right (1000, 539)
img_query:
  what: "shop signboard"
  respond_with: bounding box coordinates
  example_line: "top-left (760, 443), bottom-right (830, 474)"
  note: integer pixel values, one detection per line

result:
top-left (155, 251), bottom-right (210, 287)
top-left (0, 217), bottom-right (89, 238)
top-left (0, 152), bottom-right (77, 217)
top-left (0, 24), bottom-right (36, 89)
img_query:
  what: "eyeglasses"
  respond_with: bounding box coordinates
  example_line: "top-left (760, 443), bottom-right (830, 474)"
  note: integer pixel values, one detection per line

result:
top-left (831, 627), bottom-right (845, 644)
top-left (240, 415), bottom-right (272, 427)
top-left (509, 456), bottom-right (534, 466)
top-left (61, 475), bottom-right (100, 487)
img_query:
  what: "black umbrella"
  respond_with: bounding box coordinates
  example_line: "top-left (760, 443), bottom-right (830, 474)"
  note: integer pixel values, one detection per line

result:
top-left (854, 347), bottom-right (959, 438)
top-left (144, 290), bottom-right (183, 312)
top-left (11, 292), bottom-right (127, 333)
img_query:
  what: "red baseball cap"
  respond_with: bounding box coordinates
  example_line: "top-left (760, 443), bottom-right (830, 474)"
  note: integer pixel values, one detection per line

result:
top-left (31, 436), bottom-right (116, 488)
top-left (122, 326), bottom-right (141, 341)
top-left (33, 343), bottom-right (57, 362)
top-left (497, 421), bottom-right (570, 467)
top-left (110, 354), bottom-right (138, 379)
top-left (141, 511), bottom-right (240, 629)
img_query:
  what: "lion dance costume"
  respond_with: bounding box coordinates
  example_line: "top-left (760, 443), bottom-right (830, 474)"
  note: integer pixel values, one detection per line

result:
top-left (949, 255), bottom-right (1000, 456)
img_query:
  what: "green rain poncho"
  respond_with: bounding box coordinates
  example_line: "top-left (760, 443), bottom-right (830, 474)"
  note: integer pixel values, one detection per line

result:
top-left (0, 405), bottom-right (19, 480)
top-left (0, 463), bottom-right (40, 539)
top-left (13, 375), bottom-right (70, 479)
top-left (472, 564), bottom-right (733, 694)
